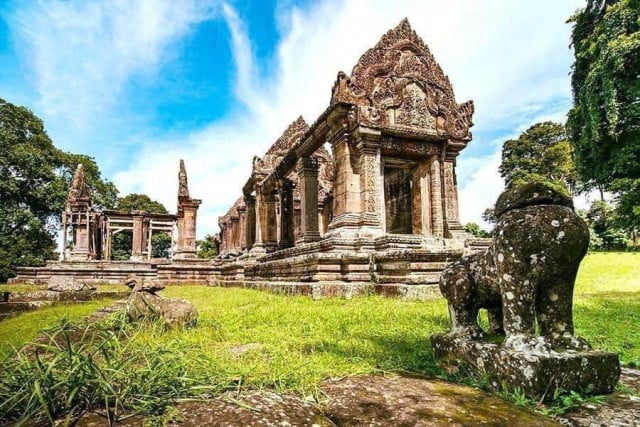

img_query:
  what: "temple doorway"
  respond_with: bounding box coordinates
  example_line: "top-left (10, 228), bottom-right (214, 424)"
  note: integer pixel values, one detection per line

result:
top-left (383, 163), bottom-right (415, 235)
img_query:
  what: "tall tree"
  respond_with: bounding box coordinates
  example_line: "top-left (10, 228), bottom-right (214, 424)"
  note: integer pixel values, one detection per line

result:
top-left (0, 98), bottom-right (117, 281)
top-left (567, 0), bottom-right (640, 186)
top-left (499, 122), bottom-right (578, 193)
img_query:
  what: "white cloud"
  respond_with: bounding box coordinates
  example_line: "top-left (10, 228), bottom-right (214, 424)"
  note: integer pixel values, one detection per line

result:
top-left (11, 0), bottom-right (587, 238)
top-left (10, 0), bottom-right (217, 140)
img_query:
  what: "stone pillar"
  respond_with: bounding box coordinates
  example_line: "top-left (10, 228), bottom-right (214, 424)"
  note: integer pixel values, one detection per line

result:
top-left (250, 191), bottom-right (267, 254)
top-left (327, 132), bottom-right (361, 230)
top-left (218, 218), bottom-right (227, 253)
top-left (356, 128), bottom-right (383, 234)
top-left (265, 193), bottom-right (278, 251)
top-left (278, 179), bottom-right (294, 249)
top-left (175, 160), bottom-right (202, 259)
top-left (175, 199), bottom-right (201, 259)
top-left (443, 160), bottom-right (460, 224)
top-left (430, 156), bottom-right (444, 238)
top-left (68, 212), bottom-right (90, 260)
top-left (225, 221), bottom-right (233, 251)
top-left (61, 213), bottom-right (68, 261)
top-left (296, 157), bottom-right (320, 243)
top-left (245, 195), bottom-right (256, 250)
top-left (238, 205), bottom-right (247, 250)
top-left (230, 215), bottom-right (240, 251)
top-left (131, 213), bottom-right (145, 261)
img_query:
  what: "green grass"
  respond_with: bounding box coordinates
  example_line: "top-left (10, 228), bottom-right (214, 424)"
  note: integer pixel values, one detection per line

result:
top-left (575, 252), bottom-right (640, 294)
top-left (0, 300), bottom-right (116, 359)
top-left (0, 251), bottom-right (638, 423)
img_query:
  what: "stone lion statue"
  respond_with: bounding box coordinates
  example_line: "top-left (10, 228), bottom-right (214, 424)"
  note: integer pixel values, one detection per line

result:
top-left (439, 182), bottom-right (591, 352)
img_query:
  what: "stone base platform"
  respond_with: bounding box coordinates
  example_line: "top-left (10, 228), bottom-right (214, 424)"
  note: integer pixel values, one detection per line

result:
top-left (222, 235), bottom-right (473, 286)
top-left (9, 261), bottom-right (159, 285)
top-left (9, 259), bottom-right (217, 286)
top-left (209, 280), bottom-right (443, 300)
top-left (431, 334), bottom-right (621, 401)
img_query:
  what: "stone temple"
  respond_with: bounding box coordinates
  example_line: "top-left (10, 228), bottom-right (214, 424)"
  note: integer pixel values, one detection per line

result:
top-left (213, 18), bottom-right (487, 297)
top-left (12, 19), bottom-right (489, 295)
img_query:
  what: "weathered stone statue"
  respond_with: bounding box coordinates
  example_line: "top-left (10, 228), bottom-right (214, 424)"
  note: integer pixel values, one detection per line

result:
top-left (124, 275), bottom-right (198, 329)
top-left (432, 182), bottom-right (620, 399)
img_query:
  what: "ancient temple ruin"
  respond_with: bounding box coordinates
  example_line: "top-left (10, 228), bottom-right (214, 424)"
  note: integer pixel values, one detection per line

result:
top-left (61, 163), bottom-right (183, 262)
top-left (12, 161), bottom-right (210, 285)
top-left (12, 19), bottom-right (488, 295)
top-left (213, 19), bottom-right (487, 296)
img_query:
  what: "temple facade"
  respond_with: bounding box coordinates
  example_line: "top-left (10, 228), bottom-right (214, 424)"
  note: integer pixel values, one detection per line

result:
top-left (213, 19), bottom-right (487, 297)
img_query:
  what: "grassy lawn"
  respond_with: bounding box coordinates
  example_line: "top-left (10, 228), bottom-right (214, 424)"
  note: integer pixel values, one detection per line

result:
top-left (0, 252), bottom-right (638, 422)
top-left (0, 299), bottom-right (117, 359)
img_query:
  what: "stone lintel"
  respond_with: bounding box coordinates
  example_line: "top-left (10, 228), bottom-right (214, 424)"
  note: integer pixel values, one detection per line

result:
top-left (431, 334), bottom-right (620, 401)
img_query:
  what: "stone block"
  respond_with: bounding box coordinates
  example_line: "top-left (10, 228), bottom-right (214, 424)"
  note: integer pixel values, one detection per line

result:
top-left (431, 334), bottom-right (620, 401)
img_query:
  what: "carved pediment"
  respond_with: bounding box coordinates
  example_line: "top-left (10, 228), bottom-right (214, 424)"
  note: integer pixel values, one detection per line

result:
top-left (253, 116), bottom-right (310, 177)
top-left (266, 116), bottom-right (309, 156)
top-left (331, 18), bottom-right (473, 140)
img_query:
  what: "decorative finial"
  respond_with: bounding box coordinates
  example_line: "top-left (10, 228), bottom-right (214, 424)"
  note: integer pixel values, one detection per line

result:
top-left (178, 159), bottom-right (189, 199)
top-left (66, 164), bottom-right (91, 206)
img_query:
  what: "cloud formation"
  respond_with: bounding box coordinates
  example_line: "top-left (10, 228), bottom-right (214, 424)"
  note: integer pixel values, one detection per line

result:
top-left (6, 0), bottom-right (586, 238)
top-left (8, 0), bottom-right (217, 154)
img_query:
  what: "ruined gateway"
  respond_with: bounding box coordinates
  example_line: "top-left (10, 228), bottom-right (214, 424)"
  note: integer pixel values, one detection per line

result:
top-left (12, 19), bottom-right (489, 296)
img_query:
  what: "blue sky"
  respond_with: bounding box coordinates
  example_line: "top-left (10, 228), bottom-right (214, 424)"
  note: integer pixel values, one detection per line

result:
top-left (0, 0), bottom-right (587, 237)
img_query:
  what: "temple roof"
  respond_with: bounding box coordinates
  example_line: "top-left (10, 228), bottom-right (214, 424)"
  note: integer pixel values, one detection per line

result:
top-left (253, 116), bottom-right (311, 175)
top-left (330, 18), bottom-right (474, 140)
top-left (265, 116), bottom-right (309, 156)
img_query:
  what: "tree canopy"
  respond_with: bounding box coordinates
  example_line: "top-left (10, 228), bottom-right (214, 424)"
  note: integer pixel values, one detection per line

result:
top-left (197, 234), bottom-right (219, 259)
top-left (567, 0), bottom-right (640, 186)
top-left (116, 193), bottom-right (168, 214)
top-left (499, 122), bottom-right (577, 194)
top-left (0, 98), bottom-right (117, 282)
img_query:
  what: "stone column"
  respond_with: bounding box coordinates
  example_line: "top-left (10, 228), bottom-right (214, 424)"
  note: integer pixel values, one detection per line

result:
top-left (356, 128), bottom-right (383, 233)
top-left (245, 195), bottom-right (256, 250)
top-left (131, 213), bottom-right (145, 261)
top-left (327, 131), bottom-right (361, 230)
top-left (430, 156), bottom-right (444, 238)
top-left (265, 193), bottom-right (278, 251)
top-left (296, 157), bottom-right (320, 243)
top-left (175, 199), bottom-right (201, 259)
top-left (230, 216), bottom-right (240, 252)
top-left (279, 179), bottom-right (294, 249)
top-left (237, 205), bottom-right (247, 250)
top-left (442, 161), bottom-right (460, 224)
top-left (62, 213), bottom-right (68, 261)
top-left (250, 191), bottom-right (267, 254)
